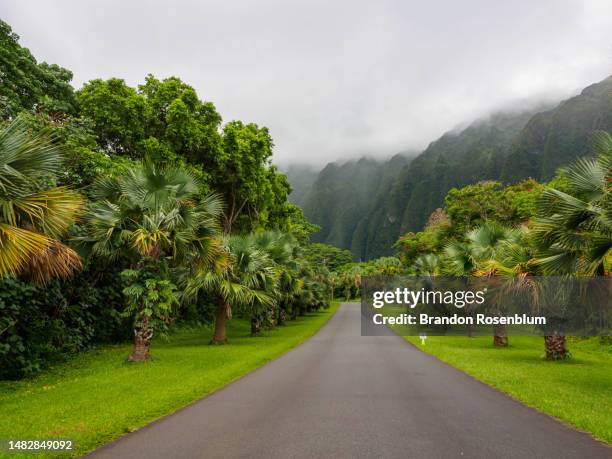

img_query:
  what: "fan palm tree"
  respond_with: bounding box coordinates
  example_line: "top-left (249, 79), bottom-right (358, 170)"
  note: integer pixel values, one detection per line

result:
top-left (467, 222), bottom-right (519, 263)
top-left (251, 231), bottom-right (298, 333)
top-left (276, 265), bottom-right (304, 324)
top-left (443, 242), bottom-right (477, 335)
top-left (469, 222), bottom-right (520, 347)
top-left (444, 242), bottom-right (474, 276)
top-left (532, 130), bottom-right (611, 275)
top-left (328, 272), bottom-right (339, 303)
top-left (444, 222), bottom-right (519, 346)
top-left (413, 253), bottom-right (443, 277)
top-left (531, 130), bottom-right (612, 358)
top-left (0, 117), bottom-right (83, 283)
top-left (80, 161), bottom-right (224, 360)
top-left (292, 265), bottom-right (328, 316)
top-left (185, 233), bottom-right (276, 343)
top-left (475, 228), bottom-right (538, 278)
top-left (340, 265), bottom-right (362, 300)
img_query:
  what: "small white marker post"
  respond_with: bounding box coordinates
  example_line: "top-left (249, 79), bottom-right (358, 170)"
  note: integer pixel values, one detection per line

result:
top-left (419, 333), bottom-right (427, 345)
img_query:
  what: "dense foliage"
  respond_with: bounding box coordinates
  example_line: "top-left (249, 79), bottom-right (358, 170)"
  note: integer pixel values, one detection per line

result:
top-left (0, 271), bottom-right (128, 379)
top-left (0, 20), bottom-right (76, 118)
top-left (0, 21), bottom-right (331, 378)
top-left (393, 132), bottom-right (612, 357)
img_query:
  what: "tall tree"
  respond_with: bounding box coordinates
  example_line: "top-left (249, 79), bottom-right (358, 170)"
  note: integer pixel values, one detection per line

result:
top-left (0, 20), bottom-right (76, 119)
top-left (76, 78), bottom-right (148, 155)
top-left (185, 233), bottom-right (275, 344)
top-left (76, 75), bottom-right (222, 162)
top-left (76, 76), bottom-right (291, 233)
top-left (138, 75), bottom-right (222, 165)
top-left (80, 162), bottom-right (224, 360)
top-left (212, 120), bottom-right (277, 232)
top-left (531, 131), bottom-right (612, 359)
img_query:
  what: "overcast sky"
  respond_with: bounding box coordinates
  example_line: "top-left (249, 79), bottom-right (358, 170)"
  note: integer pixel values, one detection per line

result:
top-left (3, 0), bottom-right (611, 165)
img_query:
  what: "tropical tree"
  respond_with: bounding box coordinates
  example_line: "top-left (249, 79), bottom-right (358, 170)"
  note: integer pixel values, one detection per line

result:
top-left (290, 264), bottom-right (329, 317)
top-left (531, 130), bottom-right (612, 358)
top-left (328, 272), bottom-right (339, 302)
top-left (0, 117), bottom-right (83, 283)
top-left (473, 226), bottom-right (541, 284)
top-left (276, 264), bottom-right (304, 325)
top-left (372, 257), bottom-right (403, 276)
top-left (413, 254), bottom-right (443, 277)
top-left (185, 233), bottom-right (276, 343)
top-left (442, 222), bottom-right (519, 346)
top-left (469, 222), bottom-right (521, 347)
top-left (444, 242), bottom-right (474, 276)
top-left (251, 231), bottom-right (298, 333)
top-left (212, 121), bottom-right (282, 233)
top-left (80, 161), bottom-right (223, 360)
top-left (466, 222), bottom-right (518, 264)
top-left (302, 243), bottom-right (353, 271)
top-left (443, 242), bottom-right (477, 336)
top-left (339, 265), bottom-right (362, 300)
top-left (532, 130), bottom-right (612, 276)
top-left (0, 20), bottom-right (76, 119)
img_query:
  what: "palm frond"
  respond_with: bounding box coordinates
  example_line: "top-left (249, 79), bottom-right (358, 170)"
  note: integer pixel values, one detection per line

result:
top-left (0, 224), bottom-right (50, 278)
top-left (26, 240), bottom-right (82, 283)
top-left (0, 116), bottom-right (62, 194)
top-left (12, 187), bottom-right (83, 237)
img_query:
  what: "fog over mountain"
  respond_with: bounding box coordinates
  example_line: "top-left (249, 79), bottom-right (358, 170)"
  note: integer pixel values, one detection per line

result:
top-left (295, 76), bottom-right (612, 259)
top-left (3, 0), bottom-right (611, 165)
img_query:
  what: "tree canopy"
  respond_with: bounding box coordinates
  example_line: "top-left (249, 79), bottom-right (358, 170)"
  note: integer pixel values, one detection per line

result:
top-left (0, 20), bottom-right (76, 119)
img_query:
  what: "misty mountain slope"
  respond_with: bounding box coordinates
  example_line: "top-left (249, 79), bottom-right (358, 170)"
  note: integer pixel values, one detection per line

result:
top-left (359, 109), bottom-right (536, 258)
top-left (301, 155), bottom-right (412, 257)
top-left (285, 165), bottom-right (320, 207)
top-left (501, 75), bottom-right (612, 182)
top-left (290, 75), bottom-right (612, 260)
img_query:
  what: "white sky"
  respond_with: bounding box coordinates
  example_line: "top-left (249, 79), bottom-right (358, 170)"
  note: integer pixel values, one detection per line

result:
top-left (2, 0), bottom-right (611, 165)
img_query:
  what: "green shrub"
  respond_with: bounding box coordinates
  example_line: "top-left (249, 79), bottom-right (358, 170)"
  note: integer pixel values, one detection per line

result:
top-left (0, 271), bottom-right (129, 379)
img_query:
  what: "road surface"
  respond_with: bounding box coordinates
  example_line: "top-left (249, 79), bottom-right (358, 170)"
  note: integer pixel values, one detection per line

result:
top-left (90, 302), bottom-right (610, 458)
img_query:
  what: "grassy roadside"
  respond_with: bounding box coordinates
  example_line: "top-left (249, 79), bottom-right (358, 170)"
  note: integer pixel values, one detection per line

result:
top-left (404, 335), bottom-right (612, 444)
top-left (0, 302), bottom-right (339, 457)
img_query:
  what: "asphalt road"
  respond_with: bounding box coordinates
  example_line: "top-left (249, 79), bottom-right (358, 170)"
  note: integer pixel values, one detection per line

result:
top-left (89, 302), bottom-right (610, 459)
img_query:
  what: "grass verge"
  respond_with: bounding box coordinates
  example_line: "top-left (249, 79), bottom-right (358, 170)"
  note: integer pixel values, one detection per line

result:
top-left (0, 302), bottom-right (339, 457)
top-left (404, 335), bottom-right (612, 444)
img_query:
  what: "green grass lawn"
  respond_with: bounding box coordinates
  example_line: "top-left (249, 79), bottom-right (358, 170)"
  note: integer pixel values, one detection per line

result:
top-left (0, 303), bottom-right (338, 457)
top-left (404, 335), bottom-right (612, 444)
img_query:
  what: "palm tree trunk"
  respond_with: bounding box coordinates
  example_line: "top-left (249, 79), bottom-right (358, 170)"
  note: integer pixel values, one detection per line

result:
top-left (544, 333), bottom-right (568, 360)
top-left (251, 317), bottom-right (261, 336)
top-left (493, 324), bottom-right (508, 347)
top-left (128, 314), bottom-right (152, 362)
top-left (211, 298), bottom-right (228, 344)
top-left (267, 305), bottom-right (276, 329)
